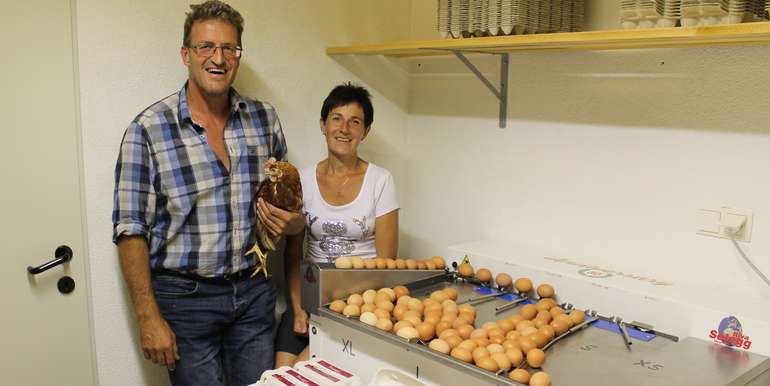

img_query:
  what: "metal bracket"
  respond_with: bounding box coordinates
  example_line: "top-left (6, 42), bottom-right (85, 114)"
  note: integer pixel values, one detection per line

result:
top-left (452, 51), bottom-right (509, 128)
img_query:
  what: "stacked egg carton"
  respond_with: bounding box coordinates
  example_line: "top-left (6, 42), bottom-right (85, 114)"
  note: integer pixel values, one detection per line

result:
top-left (620, 0), bottom-right (682, 29)
top-left (438, 0), bottom-right (585, 38)
top-left (680, 0), bottom-right (768, 26)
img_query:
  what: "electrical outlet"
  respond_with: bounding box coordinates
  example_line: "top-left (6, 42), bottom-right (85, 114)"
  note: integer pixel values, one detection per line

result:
top-left (696, 207), bottom-right (753, 242)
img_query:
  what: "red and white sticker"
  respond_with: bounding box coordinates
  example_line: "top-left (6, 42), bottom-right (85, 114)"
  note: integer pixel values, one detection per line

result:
top-left (318, 360), bottom-right (353, 378)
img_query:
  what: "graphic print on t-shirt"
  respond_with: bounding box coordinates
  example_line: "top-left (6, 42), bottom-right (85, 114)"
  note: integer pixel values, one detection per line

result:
top-left (318, 220), bottom-right (354, 262)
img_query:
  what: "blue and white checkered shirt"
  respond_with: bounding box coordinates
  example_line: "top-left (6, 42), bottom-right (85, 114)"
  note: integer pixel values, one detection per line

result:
top-left (112, 84), bottom-right (287, 277)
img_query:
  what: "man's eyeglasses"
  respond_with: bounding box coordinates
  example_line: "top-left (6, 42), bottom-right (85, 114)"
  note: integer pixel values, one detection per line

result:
top-left (188, 42), bottom-right (243, 59)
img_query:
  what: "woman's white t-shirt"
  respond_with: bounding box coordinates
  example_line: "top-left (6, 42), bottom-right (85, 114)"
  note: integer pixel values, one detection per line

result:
top-left (301, 161), bottom-right (399, 263)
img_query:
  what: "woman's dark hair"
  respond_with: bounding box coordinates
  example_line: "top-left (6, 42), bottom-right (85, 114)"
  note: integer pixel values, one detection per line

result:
top-left (320, 83), bottom-right (374, 129)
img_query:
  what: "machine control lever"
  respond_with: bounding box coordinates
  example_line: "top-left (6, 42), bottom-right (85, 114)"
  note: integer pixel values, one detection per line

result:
top-left (611, 316), bottom-right (633, 351)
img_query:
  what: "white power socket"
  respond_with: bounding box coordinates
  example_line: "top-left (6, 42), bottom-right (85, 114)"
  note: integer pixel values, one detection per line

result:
top-left (696, 207), bottom-right (753, 242)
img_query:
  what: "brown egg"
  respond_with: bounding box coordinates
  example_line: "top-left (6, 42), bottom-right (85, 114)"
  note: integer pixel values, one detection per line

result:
top-left (443, 287), bottom-right (458, 300)
top-left (373, 308), bottom-right (390, 320)
top-left (393, 320), bottom-right (413, 334)
top-left (424, 313), bottom-right (441, 326)
top-left (472, 346), bottom-right (490, 363)
top-left (429, 338), bottom-right (451, 354)
top-left (439, 328), bottom-right (459, 340)
top-left (491, 352), bottom-right (512, 372)
top-left (376, 300), bottom-right (394, 313)
top-left (364, 259), bottom-right (377, 269)
top-left (430, 290), bottom-right (448, 303)
top-left (520, 326), bottom-right (539, 337)
top-left (440, 313), bottom-right (457, 324)
top-left (405, 259), bottom-right (417, 270)
top-left (536, 284), bottom-right (555, 298)
top-left (516, 320), bottom-right (534, 332)
top-left (395, 258), bottom-right (407, 269)
top-left (497, 320), bottom-right (515, 333)
top-left (507, 315), bottom-right (524, 326)
top-left (360, 312), bottom-right (378, 326)
top-left (475, 356), bottom-right (499, 372)
top-left (351, 256), bottom-right (365, 269)
top-left (530, 332), bottom-right (549, 348)
top-left (385, 259), bottom-right (397, 269)
top-left (535, 310), bottom-right (553, 324)
top-left (442, 299), bottom-right (458, 310)
top-left (520, 304), bottom-right (538, 320)
top-left (527, 348), bottom-right (545, 368)
top-left (360, 289), bottom-right (376, 304)
top-left (509, 369), bottom-right (531, 384)
top-left (378, 288), bottom-right (396, 301)
top-left (486, 343), bottom-right (504, 354)
top-left (506, 330), bottom-right (521, 341)
top-left (539, 325), bottom-right (556, 341)
top-left (342, 304), bottom-right (360, 317)
top-left (529, 371), bottom-right (551, 386)
top-left (431, 255), bottom-right (446, 269)
top-left (416, 322), bottom-right (435, 341)
top-left (458, 339), bottom-right (477, 352)
top-left (375, 258), bottom-right (387, 269)
top-left (458, 304), bottom-right (476, 316)
top-left (473, 337), bottom-right (490, 348)
top-left (347, 294), bottom-right (364, 306)
top-left (517, 336), bottom-right (537, 353)
top-left (514, 277), bottom-right (533, 293)
top-left (457, 312), bottom-right (475, 325)
top-left (407, 298), bottom-right (424, 313)
top-left (476, 268), bottom-right (492, 283)
top-left (495, 273), bottom-right (513, 289)
top-left (458, 262), bottom-right (474, 278)
top-left (403, 314), bottom-right (422, 327)
top-left (392, 304), bottom-right (407, 320)
top-left (550, 319), bottom-right (569, 336)
top-left (423, 298), bottom-right (438, 308)
top-left (445, 334), bottom-right (463, 349)
top-left (425, 261), bottom-right (437, 270)
top-left (549, 307), bottom-right (565, 318)
top-left (329, 300), bottom-right (346, 313)
top-left (570, 309), bottom-right (586, 325)
top-left (397, 326), bottom-right (419, 340)
top-left (335, 256), bottom-right (352, 269)
top-left (361, 303), bottom-right (377, 314)
top-left (555, 314), bottom-right (574, 328)
top-left (435, 321), bottom-right (452, 336)
top-left (470, 328), bottom-right (488, 340)
top-left (505, 347), bottom-right (524, 367)
top-left (535, 299), bottom-right (552, 312)
top-left (416, 261), bottom-right (427, 270)
top-left (393, 285), bottom-right (410, 299)
top-left (450, 347), bottom-right (473, 363)
top-left (375, 318), bottom-right (393, 332)
top-left (502, 338), bottom-right (521, 351)
top-left (457, 324), bottom-right (474, 339)
top-left (426, 302), bottom-right (443, 314)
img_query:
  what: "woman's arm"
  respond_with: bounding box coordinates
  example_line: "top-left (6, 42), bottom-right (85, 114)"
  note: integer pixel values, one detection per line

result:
top-left (375, 209), bottom-right (399, 259)
top-left (285, 229), bottom-right (308, 335)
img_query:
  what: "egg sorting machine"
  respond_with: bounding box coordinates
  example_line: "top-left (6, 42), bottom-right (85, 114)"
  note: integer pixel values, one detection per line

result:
top-left (302, 241), bottom-right (770, 385)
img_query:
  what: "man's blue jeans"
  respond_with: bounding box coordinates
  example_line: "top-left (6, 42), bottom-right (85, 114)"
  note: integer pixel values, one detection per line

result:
top-left (153, 273), bottom-right (276, 386)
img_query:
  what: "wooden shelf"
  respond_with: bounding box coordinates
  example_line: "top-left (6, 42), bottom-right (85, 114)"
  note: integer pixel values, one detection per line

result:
top-left (326, 22), bottom-right (770, 57)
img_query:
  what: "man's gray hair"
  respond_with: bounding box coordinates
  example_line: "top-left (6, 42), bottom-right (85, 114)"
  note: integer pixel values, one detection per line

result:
top-left (183, 0), bottom-right (244, 47)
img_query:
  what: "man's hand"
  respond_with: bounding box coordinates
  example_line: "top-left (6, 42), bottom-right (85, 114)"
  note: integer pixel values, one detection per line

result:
top-left (139, 315), bottom-right (180, 369)
top-left (257, 198), bottom-right (304, 236)
top-left (293, 308), bottom-right (309, 336)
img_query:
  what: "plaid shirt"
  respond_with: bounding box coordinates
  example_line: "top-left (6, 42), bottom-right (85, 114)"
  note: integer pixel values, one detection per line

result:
top-left (112, 84), bottom-right (287, 277)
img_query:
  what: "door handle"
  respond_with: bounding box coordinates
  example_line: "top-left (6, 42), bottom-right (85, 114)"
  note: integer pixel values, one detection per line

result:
top-left (27, 245), bottom-right (73, 275)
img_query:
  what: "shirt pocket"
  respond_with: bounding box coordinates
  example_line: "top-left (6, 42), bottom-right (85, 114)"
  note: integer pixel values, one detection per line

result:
top-left (246, 144), bottom-right (270, 191)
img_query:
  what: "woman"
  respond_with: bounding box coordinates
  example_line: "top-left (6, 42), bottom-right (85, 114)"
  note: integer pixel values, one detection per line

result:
top-left (274, 83), bottom-right (399, 367)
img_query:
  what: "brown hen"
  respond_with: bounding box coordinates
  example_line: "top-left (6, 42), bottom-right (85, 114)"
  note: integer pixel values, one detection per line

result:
top-left (246, 157), bottom-right (303, 277)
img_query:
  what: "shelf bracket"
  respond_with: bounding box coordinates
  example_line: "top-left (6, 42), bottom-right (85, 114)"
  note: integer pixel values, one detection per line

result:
top-left (452, 51), bottom-right (509, 128)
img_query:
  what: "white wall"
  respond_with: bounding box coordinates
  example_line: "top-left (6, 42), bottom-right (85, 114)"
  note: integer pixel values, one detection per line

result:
top-left (76, 1), bottom-right (411, 384)
top-left (399, 4), bottom-right (770, 314)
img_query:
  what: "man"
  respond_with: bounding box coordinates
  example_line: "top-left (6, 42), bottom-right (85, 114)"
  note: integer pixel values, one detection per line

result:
top-left (112, 1), bottom-right (303, 385)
